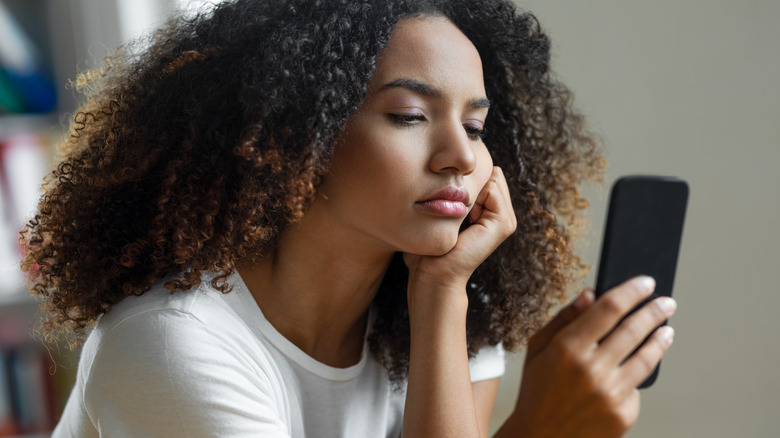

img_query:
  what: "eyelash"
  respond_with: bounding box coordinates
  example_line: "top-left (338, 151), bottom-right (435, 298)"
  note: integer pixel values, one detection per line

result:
top-left (387, 114), bottom-right (486, 141)
top-left (464, 124), bottom-right (487, 141)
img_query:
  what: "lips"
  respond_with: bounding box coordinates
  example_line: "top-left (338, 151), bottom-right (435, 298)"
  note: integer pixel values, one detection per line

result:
top-left (414, 186), bottom-right (470, 217)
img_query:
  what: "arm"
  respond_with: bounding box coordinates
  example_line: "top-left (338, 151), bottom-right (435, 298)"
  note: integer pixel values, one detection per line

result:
top-left (402, 167), bottom-right (516, 438)
top-left (403, 283), bottom-right (480, 438)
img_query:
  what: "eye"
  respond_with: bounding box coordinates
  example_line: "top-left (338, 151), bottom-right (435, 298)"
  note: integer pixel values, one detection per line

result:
top-left (464, 124), bottom-right (486, 141)
top-left (387, 113), bottom-right (426, 126)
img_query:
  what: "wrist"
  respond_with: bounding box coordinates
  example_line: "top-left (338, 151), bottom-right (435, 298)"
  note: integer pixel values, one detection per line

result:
top-left (407, 281), bottom-right (469, 320)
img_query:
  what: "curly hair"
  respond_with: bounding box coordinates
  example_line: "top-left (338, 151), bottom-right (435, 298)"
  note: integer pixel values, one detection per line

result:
top-left (20, 0), bottom-right (603, 382)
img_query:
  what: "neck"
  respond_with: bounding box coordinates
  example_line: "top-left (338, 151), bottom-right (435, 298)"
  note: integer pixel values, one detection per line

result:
top-left (237, 201), bottom-right (396, 368)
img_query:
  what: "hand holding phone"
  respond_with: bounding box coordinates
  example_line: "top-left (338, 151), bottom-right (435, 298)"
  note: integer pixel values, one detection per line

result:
top-left (500, 175), bottom-right (688, 437)
top-left (594, 175), bottom-right (689, 388)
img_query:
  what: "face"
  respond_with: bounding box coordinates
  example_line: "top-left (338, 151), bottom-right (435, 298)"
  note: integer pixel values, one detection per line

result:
top-left (314, 16), bottom-right (494, 256)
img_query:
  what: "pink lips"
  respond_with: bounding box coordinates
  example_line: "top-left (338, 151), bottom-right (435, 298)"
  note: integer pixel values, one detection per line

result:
top-left (414, 186), bottom-right (470, 217)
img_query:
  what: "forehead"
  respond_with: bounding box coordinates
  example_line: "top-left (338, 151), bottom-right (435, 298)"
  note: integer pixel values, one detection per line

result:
top-left (369, 16), bottom-right (485, 96)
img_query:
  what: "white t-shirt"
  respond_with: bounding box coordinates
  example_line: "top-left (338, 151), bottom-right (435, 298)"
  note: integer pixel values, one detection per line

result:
top-left (52, 271), bottom-right (505, 437)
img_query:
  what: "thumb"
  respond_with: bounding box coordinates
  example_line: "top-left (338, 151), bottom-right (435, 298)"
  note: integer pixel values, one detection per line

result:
top-left (526, 289), bottom-right (594, 360)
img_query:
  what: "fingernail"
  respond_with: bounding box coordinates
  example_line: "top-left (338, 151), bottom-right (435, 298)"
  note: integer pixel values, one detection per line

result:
top-left (657, 297), bottom-right (677, 315)
top-left (634, 276), bottom-right (656, 292)
top-left (657, 326), bottom-right (675, 345)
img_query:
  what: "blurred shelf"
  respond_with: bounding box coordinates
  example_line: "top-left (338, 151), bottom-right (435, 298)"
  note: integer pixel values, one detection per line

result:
top-left (0, 2), bottom-right (130, 435)
top-left (0, 253), bottom-right (33, 308)
top-left (0, 285), bottom-right (33, 308)
top-left (0, 113), bottom-right (62, 139)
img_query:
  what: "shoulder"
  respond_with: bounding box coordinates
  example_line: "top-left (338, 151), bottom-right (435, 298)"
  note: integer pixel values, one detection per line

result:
top-left (75, 277), bottom-right (292, 436)
top-left (93, 275), bottom-right (235, 334)
top-left (79, 275), bottom-right (281, 391)
top-left (79, 278), bottom-right (243, 372)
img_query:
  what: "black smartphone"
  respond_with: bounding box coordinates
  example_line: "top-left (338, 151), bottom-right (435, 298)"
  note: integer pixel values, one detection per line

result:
top-left (594, 175), bottom-right (689, 388)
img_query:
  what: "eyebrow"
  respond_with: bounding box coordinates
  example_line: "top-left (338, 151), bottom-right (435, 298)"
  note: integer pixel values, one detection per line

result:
top-left (378, 78), bottom-right (491, 109)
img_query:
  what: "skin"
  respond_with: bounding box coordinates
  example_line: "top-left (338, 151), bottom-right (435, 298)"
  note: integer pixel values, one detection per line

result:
top-left (238, 15), bottom-right (676, 438)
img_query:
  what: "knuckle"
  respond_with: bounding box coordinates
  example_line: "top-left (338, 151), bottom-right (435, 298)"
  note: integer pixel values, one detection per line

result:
top-left (550, 335), bottom-right (580, 363)
top-left (579, 361), bottom-right (605, 390)
top-left (600, 294), bottom-right (626, 317)
top-left (502, 220), bottom-right (516, 236)
top-left (593, 385), bottom-right (617, 406)
top-left (624, 280), bottom-right (644, 296)
top-left (612, 410), bottom-right (635, 432)
top-left (550, 337), bottom-right (597, 380)
top-left (635, 349), bottom-right (659, 375)
top-left (571, 354), bottom-right (593, 376)
top-left (620, 318), bottom-right (647, 343)
top-left (550, 335), bottom-right (574, 357)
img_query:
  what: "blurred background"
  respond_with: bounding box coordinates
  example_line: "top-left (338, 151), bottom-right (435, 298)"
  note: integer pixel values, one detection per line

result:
top-left (0, 0), bottom-right (777, 437)
top-left (493, 1), bottom-right (780, 437)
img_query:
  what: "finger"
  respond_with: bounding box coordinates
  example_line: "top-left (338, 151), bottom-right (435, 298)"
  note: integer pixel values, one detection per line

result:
top-left (469, 168), bottom-right (500, 222)
top-left (468, 201), bottom-right (483, 224)
top-left (489, 167), bottom-right (513, 216)
top-left (527, 289), bottom-right (595, 360)
top-left (469, 174), bottom-right (494, 224)
top-left (402, 252), bottom-right (422, 271)
top-left (490, 167), bottom-right (517, 229)
top-left (493, 167), bottom-right (514, 214)
top-left (598, 296), bottom-right (676, 366)
top-left (468, 167), bottom-right (514, 228)
top-left (619, 325), bottom-right (675, 387)
top-left (445, 169), bottom-right (515, 272)
top-left (561, 276), bottom-right (656, 348)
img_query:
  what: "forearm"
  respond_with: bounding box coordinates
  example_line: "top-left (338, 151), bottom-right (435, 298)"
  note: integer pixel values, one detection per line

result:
top-left (400, 168), bottom-right (516, 437)
top-left (402, 286), bottom-right (481, 438)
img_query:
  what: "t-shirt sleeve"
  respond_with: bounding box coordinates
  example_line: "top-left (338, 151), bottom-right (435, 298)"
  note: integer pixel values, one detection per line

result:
top-left (468, 342), bottom-right (505, 382)
top-left (80, 309), bottom-right (292, 437)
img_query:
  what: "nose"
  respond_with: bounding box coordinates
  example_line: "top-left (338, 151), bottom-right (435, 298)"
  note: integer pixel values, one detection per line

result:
top-left (429, 119), bottom-right (477, 175)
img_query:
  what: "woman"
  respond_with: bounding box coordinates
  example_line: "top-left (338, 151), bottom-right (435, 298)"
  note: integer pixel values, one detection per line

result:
top-left (22, 0), bottom-right (676, 436)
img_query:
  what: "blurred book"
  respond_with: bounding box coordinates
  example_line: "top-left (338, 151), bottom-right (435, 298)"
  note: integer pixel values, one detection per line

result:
top-left (0, 132), bottom-right (49, 297)
top-left (0, 348), bottom-right (17, 436)
top-left (0, 132), bottom-right (49, 231)
top-left (8, 345), bottom-right (52, 434)
top-left (0, 170), bottom-right (19, 297)
top-left (0, 1), bottom-right (57, 114)
top-left (0, 312), bottom-right (75, 436)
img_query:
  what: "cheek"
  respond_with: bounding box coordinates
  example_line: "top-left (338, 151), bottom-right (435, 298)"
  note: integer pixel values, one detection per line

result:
top-left (474, 145), bottom-right (494, 186)
top-left (334, 115), bottom-right (413, 172)
top-left (327, 124), bottom-right (420, 208)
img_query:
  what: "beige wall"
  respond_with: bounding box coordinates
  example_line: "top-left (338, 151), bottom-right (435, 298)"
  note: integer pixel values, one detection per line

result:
top-left (491, 1), bottom-right (780, 436)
